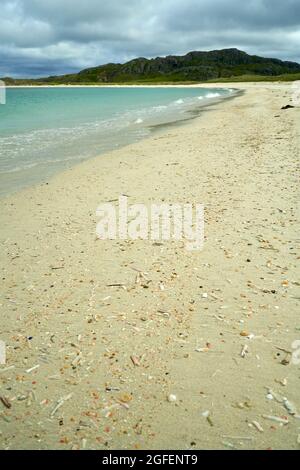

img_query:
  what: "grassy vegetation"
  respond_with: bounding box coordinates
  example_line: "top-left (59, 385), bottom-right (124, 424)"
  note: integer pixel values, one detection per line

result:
top-left (207, 73), bottom-right (300, 83)
top-left (5, 75), bottom-right (300, 86)
top-left (3, 49), bottom-right (300, 86)
top-left (4, 73), bottom-right (300, 87)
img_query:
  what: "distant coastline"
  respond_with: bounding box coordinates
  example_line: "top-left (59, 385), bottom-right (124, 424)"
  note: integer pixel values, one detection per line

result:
top-left (5, 75), bottom-right (300, 89)
top-left (6, 84), bottom-right (212, 88)
top-left (3, 48), bottom-right (300, 86)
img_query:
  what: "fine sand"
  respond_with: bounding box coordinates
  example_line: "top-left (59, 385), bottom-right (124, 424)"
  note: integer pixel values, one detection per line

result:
top-left (0, 82), bottom-right (299, 450)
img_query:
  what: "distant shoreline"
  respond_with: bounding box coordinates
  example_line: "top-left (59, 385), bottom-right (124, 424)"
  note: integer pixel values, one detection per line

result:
top-left (6, 83), bottom-right (217, 88)
top-left (5, 79), bottom-right (298, 89)
top-left (6, 84), bottom-right (207, 88)
top-left (3, 48), bottom-right (300, 87)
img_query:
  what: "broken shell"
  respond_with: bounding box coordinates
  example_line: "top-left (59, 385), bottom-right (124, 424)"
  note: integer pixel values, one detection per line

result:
top-left (240, 344), bottom-right (248, 358)
top-left (118, 394), bottom-right (132, 404)
top-left (251, 421), bottom-right (264, 433)
top-left (130, 355), bottom-right (141, 367)
top-left (0, 396), bottom-right (12, 409)
top-left (283, 398), bottom-right (297, 415)
top-left (275, 378), bottom-right (287, 387)
top-left (262, 415), bottom-right (289, 425)
top-left (195, 347), bottom-right (210, 353)
top-left (167, 394), bottom-right (177, 403)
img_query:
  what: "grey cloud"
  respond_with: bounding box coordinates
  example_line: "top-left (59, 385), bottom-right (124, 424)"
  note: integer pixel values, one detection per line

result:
top-left (0, 0), bottom-right (299, 78)
top-left (164, 0), bottom-right (300, 30)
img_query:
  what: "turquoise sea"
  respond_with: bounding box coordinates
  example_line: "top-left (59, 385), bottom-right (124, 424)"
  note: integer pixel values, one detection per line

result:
top-left (0, 86), bottom-right (233, 196)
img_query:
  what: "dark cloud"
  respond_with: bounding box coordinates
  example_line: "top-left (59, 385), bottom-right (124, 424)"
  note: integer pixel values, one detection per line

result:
top-left (165, 0), bottom-right (300, 30)
top-left (0, 0), bottom-right (299, 77)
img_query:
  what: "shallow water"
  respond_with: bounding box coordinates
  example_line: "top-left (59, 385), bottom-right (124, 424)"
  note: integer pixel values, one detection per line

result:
top-left (0, 86), bottom-right (232, 196)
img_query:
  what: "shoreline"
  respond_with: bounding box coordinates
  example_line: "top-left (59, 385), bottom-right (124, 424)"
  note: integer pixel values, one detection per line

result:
top-left (0, 82), bottom-right (299, 450)
top-left (0, 86), bottom-right (240, 199)
top-left (5, 80), bottom-right (294, 88)
top-left (6, 84), bottom-right (218, 89)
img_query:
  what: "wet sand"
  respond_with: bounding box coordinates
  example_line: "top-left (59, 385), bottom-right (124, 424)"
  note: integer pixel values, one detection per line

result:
top-left (0, 82), bottom-right (299, 450)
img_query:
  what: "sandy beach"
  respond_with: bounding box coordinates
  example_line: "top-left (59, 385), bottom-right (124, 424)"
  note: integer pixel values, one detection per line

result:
top-left (0, 82), bottom-right (299, 450)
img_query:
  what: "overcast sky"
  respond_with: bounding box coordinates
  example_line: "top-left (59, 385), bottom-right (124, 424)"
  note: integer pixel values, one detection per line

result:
top-left (1, 0), bottom-right (299, 78)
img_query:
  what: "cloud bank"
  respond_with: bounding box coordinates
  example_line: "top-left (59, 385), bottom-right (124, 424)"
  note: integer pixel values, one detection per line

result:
top-left (0, 0), bottom-right (299, 77)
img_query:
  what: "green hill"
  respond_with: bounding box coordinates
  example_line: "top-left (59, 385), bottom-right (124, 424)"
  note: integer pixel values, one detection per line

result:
top-left (3, 48), bottom-right (300, 85)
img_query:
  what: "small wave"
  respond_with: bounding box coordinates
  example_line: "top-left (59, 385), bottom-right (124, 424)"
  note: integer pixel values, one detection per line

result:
top-left (134, 118), bottom-right (144, 124)
top-left (153, 105), bottom-right (168, 111)
top-left (205, 92), bottom-right (221, 99)
top-left (0, 154), bottom-right (85, 174)
top-left (174, 99), bottom-right (184, 104)
top-left (1, 162), bottom-right (39, 174)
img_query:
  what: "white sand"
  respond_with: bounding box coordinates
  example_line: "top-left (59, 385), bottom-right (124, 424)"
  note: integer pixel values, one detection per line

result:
top-left (0, 82), bottom-right (299, 450)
